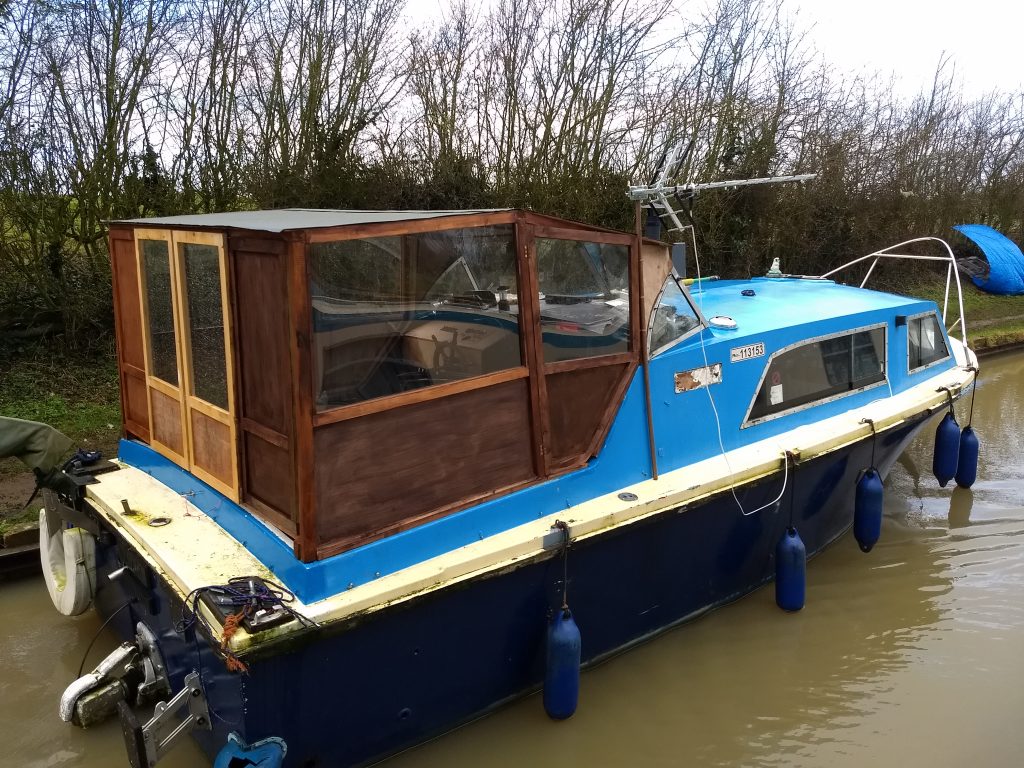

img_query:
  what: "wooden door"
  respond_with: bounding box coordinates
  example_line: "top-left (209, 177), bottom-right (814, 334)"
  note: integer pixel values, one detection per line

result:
top-left (526, 225), bottom-right (638, 473)
top-left (135, 229), bottom-right (239, 500)
top-left (136, 229), bottom-right (190, 465)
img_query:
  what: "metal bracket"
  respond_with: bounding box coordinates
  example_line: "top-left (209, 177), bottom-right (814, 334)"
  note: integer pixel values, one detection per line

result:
top-left (42, 488), bottom-right (101, 537)
top-left (121, 671), bottom-right (211, 768)
top-left (135, 622), bottom-right (171, 704)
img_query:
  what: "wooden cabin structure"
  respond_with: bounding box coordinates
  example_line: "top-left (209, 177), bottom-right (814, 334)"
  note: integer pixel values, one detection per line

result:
top-left (108, 209), bottom-right (671, 562)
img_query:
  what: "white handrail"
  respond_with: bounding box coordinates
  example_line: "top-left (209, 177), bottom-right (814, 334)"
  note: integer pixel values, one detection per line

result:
top-left (819, 237), bottom-right (969, 349)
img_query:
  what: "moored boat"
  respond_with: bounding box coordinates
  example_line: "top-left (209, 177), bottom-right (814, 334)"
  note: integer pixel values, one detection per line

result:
top-left (30, 194), bottom-right (978, 766)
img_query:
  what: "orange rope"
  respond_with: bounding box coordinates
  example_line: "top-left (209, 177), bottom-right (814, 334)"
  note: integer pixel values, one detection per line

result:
top-left (219, 611), bottom-right (249, 674)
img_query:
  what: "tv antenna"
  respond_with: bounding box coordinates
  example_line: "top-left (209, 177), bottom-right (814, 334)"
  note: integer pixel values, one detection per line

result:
top-left (627, 139), bottom-right (816, 233)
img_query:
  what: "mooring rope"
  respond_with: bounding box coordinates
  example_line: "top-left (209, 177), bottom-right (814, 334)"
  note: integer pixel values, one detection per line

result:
top-left (176, 577), bottom-right (317, 676)
top-left (553, 520), bottom-right (571, 610)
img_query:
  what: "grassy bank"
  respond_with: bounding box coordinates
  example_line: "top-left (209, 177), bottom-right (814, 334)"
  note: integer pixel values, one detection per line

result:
top-left (902, 280), bottom-right (1024, 353)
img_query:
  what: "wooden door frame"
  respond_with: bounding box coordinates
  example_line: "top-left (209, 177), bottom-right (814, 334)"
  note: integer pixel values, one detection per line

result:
top-left (134, 228), bottom-right (240, 500)
top-left (134, 228), bottom-right (190, 466)
top-left (517, 217), bottom-right (642, 478)
top-left (171, 230), bottom-right (239, 500)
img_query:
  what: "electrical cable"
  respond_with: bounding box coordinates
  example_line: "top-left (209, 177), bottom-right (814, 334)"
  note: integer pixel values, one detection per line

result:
top-left (684, 224), bottom-right (789, 517)
top-left (76, 600), bottom-right (134, 679)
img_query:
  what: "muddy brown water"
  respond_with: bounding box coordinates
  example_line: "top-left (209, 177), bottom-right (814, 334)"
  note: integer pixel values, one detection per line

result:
top-left (3, 351), bottom-right (1023, 768)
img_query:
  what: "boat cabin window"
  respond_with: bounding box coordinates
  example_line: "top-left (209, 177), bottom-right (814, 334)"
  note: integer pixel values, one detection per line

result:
top-left (649, 276), bottom-right (701, 355)
top-left (747, 326), bottom-right (887, 423)
top-left (908, 313), bottom-right (949, 371)
top-left (139, 239), bottom-right (179, 386)
top-left (309, 225), bottom-right (521, 410)
top-left (536, 238), bottom-right (630, 362)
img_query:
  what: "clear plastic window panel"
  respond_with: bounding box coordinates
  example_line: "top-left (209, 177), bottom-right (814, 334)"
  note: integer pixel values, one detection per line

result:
top-left (649, 277), bottom-right (700, 354)
top-left (309, 225), bottom-right (521, 410)
top-left (140, 239), bottom-right (178, 386)
top-left (182, 243), bottom-right (228, 409)
top-left (535, 238), bottom-right (630, 363)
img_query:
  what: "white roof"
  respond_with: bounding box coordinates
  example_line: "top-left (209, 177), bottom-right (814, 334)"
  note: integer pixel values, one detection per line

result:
top-left (112, 208), bottom-right (511, 233)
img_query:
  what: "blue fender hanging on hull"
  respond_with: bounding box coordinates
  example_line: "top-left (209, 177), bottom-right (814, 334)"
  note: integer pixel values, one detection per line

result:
top-left (955, 426), bottom-right (980, 488)
top-left (775, 527), bottom-right (806, 611)
top-left (543, 607), bottom-right (582, 720)
top-left (933, 412), bottom-right (960, 487)
top-left (854, 469), bottom-right (884, 553)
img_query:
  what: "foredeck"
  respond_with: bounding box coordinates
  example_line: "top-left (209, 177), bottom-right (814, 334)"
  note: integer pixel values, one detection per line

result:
top-left (689, 277), bottom-right (933, 337)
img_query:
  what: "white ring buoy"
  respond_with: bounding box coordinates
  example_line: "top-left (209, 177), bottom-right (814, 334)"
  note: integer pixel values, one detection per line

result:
top-left (39, 506), bottom-right (96, 616)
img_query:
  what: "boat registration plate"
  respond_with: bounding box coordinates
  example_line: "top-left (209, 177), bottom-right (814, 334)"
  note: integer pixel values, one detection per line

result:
top-left (730, 342), bottom-right (765, 362)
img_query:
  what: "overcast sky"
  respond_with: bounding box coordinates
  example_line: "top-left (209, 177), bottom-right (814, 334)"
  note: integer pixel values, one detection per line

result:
top-left (791, 0), bottom-right (1024, 97)
top-left (406, 0), bottom-right (1023, 98)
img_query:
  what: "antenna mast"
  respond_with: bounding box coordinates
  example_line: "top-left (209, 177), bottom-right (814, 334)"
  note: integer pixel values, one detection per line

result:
top-left (628, 140), bottom-right (816, 233)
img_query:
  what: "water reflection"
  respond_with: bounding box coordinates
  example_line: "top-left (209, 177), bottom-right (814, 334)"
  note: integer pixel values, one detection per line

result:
top-left (948, 487), bottom-right (974, 529)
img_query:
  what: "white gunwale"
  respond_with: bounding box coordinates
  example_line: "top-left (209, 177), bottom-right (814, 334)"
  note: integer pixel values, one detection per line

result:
top-left (83, 358), bottom-right (976, 654)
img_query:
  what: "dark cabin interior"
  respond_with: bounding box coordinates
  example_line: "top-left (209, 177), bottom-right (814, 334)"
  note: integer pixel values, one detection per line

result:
top-left (108, 209), bottom-right (670, 562)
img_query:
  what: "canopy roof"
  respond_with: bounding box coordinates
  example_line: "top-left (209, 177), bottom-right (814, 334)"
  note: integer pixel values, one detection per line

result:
top-left (112, 208), bottom-right (511, 233)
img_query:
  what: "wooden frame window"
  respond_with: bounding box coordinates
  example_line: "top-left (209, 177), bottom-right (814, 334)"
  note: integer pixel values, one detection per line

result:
top-left (134, 228), bottom-right (239, 499)
top-left (308, 224), bottom-right (525, 420)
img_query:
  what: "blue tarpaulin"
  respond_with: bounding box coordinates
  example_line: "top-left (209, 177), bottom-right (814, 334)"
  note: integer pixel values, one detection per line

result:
top-left (954, 224), bottom-right (1024, 295)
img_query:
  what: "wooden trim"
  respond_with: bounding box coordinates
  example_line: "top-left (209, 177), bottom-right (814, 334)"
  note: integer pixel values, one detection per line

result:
top-left (146, 375), bottom-right (180, 400)
top-left (542, 352), bottom-right (633, 375)
top-left (630, 234), bottom-right (643, 361)
top-left (530, 225), bottom-right (634, 246)
top-left (108, 231), bottom-right (130, 440)
top-left (635, 202), bottom-right (658, 480)
top-left (315, 476), bottom-right (539, 559)
top-left (517, 220), bottom-right (552, 477)
top-left (304, 211), bottom-right (518, 243)
top-left (171, 230), bottom-right (240, 500)
top-left (111, 210), bottom-right (630, 239)
top-left (521, 210), bottom-right (627, 234)
top-left (147, 434), bottom-right (188, 466)
top-left (190, 462), bottom-right (236, 500)
top-left (226, 236), bottom-right (287, 255)
top-left (134, 228), bottom-right (190, 466)
top-left (585, 360), bottom-right (639, 460)
top-left (312, 367), bottom-right (529, 427)
top-left (122, 362), bottom-right (146, 378)
top-left (240, 418), bottom-right (289, 450)
top-left (242, 498), bottom-right (298, 537)
top-left (171, 229), bottom-right (225, 248)
top-left (185, 395), bottom-right (230, 422)
top-left (287, 233), bottom-right (317, 562)
top-left (514, 216), bottom-right (547, 478)
top-left (123, 418), bottom-right (150, 441)
top-left (224, 240), bottom-right (246, 513)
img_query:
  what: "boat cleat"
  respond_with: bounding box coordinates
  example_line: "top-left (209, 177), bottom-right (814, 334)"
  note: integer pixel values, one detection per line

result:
top-left (59, 622), bottom-right (171, 728)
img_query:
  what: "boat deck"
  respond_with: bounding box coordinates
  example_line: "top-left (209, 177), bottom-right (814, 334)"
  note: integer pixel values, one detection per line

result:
top-left (84, 353), bottom-right (975, 654)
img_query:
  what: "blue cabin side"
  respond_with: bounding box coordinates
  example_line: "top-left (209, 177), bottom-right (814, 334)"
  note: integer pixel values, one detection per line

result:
top-left (119, 271), bottom-right (956, 604)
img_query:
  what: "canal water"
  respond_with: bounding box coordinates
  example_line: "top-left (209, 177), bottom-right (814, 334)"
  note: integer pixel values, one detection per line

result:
top-left (3, 351), bottom-right (1022, 767)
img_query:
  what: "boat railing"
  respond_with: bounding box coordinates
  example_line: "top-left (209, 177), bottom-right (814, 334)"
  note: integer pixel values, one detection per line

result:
top-left (819, 237), bottom-right (969, 349)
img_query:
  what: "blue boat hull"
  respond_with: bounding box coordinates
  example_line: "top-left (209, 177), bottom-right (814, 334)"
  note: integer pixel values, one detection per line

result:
top-left (90, 410), bottom-right (929, 767)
